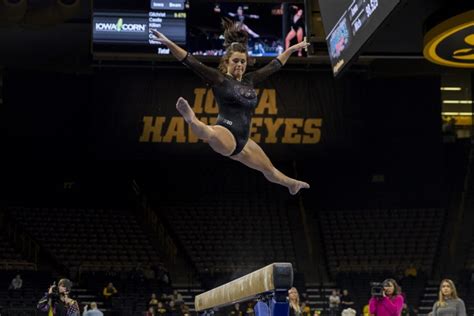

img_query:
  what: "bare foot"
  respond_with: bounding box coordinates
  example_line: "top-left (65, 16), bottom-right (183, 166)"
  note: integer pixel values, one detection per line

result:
top-left (288, 180), bottom-right (310, 195)
top-left (176, 97), bottom-right (195, 123)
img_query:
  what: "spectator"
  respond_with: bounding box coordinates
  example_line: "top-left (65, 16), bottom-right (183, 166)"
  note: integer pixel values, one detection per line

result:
top-left (404, 264), bottom-right (417, 278)
top-left (341, 289), bottom-right (354, 310)
top-left (230, 303), bottom-right (243, 316)
top-left (362, 304), bottom-right (369, 316)
top-left (171, 290), bottom-right (184, 304)
top-left (288, 287), bottom-right (302, 316)
top-left (342, 308), bottom-right (356, 316)
top-left (156, 302), bottom-right (167, 316)
top-left (161, 293), bottom-right (171, 304)
top-left (432, 279), bottom-right (466, 316)
top-left (180, 303), bottom-right (190, 316)
top-left (329, 290), bottom-right (341, 316)
top-left (146, 306), bottom-right (156, 316)
top-left (169, 300), bottom-right (179, 316)
top-left (102, 282), bottom-right (118, 308)
top-left (149, 293), bottom-right (159, 309)
top-left (83, 302), bottom-right (103, 316)
top-left (245, 302), bottom-right (254, 316)
top-left (9, 274), bottom-right (23, 290)
top-left (301, 300), bottom-right (311, 316)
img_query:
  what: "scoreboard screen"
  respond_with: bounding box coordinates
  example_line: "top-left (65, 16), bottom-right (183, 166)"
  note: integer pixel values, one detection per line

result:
top-left (92, 0), bottom-right (308, 60)
top-left (319, 0), bottom-right (401, 77)
top-left (92, 0), bottom-right (186, 56)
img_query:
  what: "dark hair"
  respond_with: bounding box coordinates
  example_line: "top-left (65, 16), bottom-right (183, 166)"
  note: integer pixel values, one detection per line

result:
top-left (218, 18), bottom-right (250, 74)
top-left (383, 279), bottom-right (401, 296)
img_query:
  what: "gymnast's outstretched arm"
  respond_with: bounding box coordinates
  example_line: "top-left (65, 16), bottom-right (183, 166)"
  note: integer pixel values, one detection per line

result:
top-left (247, 39), bottom-right (311, 84)
top-left (276, 39), bottom-right (310, 65)
top-left (151, 29), bottom-right (223, 85)
top-left (151, 29), bottom-right (187, 61)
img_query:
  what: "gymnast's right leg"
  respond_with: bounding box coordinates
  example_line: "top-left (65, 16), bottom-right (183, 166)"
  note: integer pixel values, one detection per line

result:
top-left (176, 97), bottom-right (236, 156)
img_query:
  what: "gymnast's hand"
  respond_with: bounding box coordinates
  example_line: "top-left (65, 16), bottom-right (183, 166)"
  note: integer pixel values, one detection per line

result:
top-left (150, 28), bottom-right (187, 60)
top-left (151, 29), bottom-right (170, 45)
top-left (288, 39), bottom-right (310, 53)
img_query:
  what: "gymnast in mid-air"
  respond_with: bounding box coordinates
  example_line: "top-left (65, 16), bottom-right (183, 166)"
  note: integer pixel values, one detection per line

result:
top-left (151, 19), bottom-right (310, 195)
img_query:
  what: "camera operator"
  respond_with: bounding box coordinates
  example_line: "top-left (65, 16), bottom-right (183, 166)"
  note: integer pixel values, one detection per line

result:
top-left (369, 279), bottom-right (404, 316)
top-left (37, 278), bottom-right (80, 316)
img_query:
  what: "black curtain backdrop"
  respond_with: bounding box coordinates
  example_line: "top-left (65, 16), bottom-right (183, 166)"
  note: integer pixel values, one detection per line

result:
top-left (1, 71), bottom-right (90, 160)
top-left (1, 67), bottom-right (440, 165)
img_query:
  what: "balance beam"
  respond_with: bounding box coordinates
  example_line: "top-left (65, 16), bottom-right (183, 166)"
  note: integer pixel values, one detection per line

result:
top-left (194, 263), bottom-right (293, 311)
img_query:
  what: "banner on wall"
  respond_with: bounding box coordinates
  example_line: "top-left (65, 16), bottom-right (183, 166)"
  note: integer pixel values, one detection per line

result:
top-left (1, 68), bottom-right (442, 162)
top-left (138, 87), bottom-right (322, 145)
top-left (92, 67), bottom-right (361, 159)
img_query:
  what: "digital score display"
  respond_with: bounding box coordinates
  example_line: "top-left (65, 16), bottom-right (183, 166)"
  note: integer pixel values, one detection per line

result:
top-left (93, 0), bottom-right (308, 60)
top-left (92, 0), bottom-right (186, 56)
top-left (319, 0), bottom-right (400, 76)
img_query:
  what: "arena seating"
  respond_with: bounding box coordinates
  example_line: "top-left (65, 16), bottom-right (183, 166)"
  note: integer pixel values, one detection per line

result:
top-left (153, 161), bottom-right (298, 276)
top-left (7, 207), bottom-right (163, 269)
top-left (318, 208), bottom-right (445, 276)
top-left (164, 203), bottom-right (296, 275)
top-left (0, 270), bottom-right (52, 316)
top-left (0, 235), bottom-right (35, 270)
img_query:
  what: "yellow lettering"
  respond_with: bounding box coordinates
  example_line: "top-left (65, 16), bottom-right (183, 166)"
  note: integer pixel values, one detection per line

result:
top-left (204, 89), bottom-right (218, 114)
top-left (255, 89), bottom-right (277, 115)
top-left (282, 118), bottom-right (303, 143)
top-left (193, 88), bottom-right (206, 114)
top-left (163, 117), bottom-right (186, 143)
top-left (263, 118), bottom-right (285, 143)
top-left (302, 118), bottom-right (322, 144)
top-left (188, 117), bottom-right (209, 143)
top-left (208, 117), bottom-right (217, 125)
top-left (139, 116), bottom-right (166, 142)
top-left (250, 118), bottom-right (263, 142)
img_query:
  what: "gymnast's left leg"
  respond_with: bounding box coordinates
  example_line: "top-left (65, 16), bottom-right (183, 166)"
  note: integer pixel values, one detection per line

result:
top-left (296, 27), bottom-right (304, 56)
top-left (230, 139), bottom-right (310, 195)
top-left (285, 29), bottom-right (296, 50)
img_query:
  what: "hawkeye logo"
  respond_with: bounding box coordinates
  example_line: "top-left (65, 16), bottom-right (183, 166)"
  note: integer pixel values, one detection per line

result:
top-left (95, 18), bottom-right (146, 32)
top-left (424, 10), bottom-right (474, 68)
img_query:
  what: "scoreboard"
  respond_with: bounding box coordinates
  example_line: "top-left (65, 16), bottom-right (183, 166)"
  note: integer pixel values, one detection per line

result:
top-left (319, 0), bottom-right (401, 76)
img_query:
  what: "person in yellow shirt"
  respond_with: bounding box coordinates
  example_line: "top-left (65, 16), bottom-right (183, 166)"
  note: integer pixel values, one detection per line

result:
top-left (404, 264), bottom-right (417, 278)
top-left (102, 282), bottom-right (118, 308)
top-left (363, 304), bottom-right (369, 316)
top-left (301, 301), bottom-right (311, 316)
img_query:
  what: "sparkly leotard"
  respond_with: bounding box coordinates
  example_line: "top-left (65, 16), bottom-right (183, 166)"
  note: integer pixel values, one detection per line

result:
top-left (182, 54), bottom-right (282, 155)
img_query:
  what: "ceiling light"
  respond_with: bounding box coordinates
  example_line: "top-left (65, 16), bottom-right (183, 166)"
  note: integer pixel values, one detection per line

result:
top-left (442, 100), bottom-right (473, 104)
top-left (442, 112), bottom-right (473, 116)
top-left (440, 87), bottom-right (462, 91)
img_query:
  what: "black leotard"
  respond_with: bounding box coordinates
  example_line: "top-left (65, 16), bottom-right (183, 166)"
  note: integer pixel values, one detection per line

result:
top-left (291, 16), bottom-right (305, 32)
top-left (181, 53), bottom-right (282, 156)
top-left (290, 7), bottom-right (305, 31)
